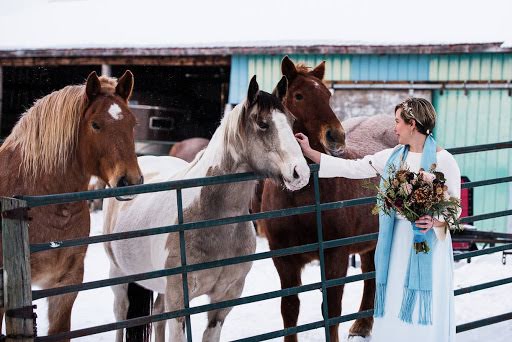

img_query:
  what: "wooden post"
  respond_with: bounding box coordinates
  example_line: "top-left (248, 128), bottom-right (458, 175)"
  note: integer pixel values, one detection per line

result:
top-left (1, 197), bottom-right (34, 341)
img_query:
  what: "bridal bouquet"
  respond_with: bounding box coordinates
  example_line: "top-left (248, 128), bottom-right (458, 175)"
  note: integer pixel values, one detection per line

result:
top-left (369, 161), bottom-right (462, 253)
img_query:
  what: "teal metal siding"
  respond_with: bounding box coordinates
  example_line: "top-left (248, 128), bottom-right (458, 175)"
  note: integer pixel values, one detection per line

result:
top-left (350, 54), bottom-right (430, 81)
top-left (429, 53), bottom-right (512, 80)
top-left (228, 55), bottom-right (249, 104)
top-left (434, 89), bottom-right (512, 232)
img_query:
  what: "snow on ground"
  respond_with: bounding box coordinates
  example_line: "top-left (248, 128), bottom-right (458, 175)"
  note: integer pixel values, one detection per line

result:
top-left (31, 211), bottom-right (512, 341)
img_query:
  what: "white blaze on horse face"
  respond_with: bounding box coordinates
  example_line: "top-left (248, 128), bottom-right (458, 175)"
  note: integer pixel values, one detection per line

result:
top-left (272, 111), bottom-right (310, 191)
top-left (108, 103), bottom-right (123, 120)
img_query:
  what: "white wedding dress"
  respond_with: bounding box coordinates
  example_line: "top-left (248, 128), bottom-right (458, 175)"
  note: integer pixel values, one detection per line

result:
top-left (319, 147), bottom-right (461, 341)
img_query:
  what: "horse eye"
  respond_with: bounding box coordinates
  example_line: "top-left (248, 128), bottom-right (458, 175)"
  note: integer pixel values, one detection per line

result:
top-left (295, 93), bottom-right (304, 100)
top-left (92, 122), bottom-right (100, 130)
top-left (258, 121), bottom-right (269, 130)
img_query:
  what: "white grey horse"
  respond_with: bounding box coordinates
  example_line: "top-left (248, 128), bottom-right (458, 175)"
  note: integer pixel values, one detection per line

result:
top-left (103, 75), bottom-right (310, 342)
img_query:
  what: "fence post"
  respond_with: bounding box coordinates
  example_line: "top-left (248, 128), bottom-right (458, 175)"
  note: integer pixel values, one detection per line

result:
top-left (1, 197), bottom-right (34, 342)
top-left (313, 169), bottom-right (331, 342)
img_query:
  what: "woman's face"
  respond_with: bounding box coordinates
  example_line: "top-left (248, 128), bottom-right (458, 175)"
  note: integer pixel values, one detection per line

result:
top-left (394, 109), bottom-right (413, 145)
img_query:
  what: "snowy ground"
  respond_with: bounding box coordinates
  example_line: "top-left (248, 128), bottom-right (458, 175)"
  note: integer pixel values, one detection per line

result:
top-left (31, 211), bottom-right (512, 341)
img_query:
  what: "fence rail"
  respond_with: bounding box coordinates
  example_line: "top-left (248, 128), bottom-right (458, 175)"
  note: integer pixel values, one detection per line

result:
top-left (1, 140), bottom-right (511, 341)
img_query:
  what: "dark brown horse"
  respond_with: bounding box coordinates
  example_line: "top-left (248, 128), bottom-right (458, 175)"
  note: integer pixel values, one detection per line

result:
top-left (0, 71), bottom-right (143, 340)
top-left (258, 57), bottom-right (395, 341)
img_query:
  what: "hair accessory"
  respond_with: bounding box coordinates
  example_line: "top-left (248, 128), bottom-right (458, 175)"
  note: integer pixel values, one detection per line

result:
top-left (401, 100), bottom-right (426, 128)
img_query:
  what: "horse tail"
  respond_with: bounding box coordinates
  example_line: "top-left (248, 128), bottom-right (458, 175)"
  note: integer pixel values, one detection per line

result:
top-left (126, 282), bottom-right (153, 342)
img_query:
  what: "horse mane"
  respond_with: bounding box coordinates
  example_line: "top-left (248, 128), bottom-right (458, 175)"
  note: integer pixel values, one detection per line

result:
top-left (295, 63), bottom-right (312, 74)
top-left (221, 103), bottom-right (246, 160)
top-left (0, 76), bottom-right (118, 178)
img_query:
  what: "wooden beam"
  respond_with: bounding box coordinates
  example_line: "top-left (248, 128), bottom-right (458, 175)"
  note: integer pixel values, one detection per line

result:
top-left (0, 55), bottom-right (231, 67)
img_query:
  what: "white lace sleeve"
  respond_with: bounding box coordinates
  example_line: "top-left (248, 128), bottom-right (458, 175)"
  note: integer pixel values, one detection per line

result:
top-left (318, 148), bottom-right (394, 179)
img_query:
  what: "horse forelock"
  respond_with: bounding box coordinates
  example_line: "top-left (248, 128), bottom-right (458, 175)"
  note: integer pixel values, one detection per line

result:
top-left (291, 63), bottom-right (328, 93)
top-left (295, 63), bottom-right (311, 74)
top-left (0, 76), bottom-right (120, 179)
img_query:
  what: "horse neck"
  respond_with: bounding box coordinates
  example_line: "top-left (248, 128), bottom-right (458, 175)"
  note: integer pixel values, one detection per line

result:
top-left (21, 149), bottom-right (89, 195)
top-left (180, 104), bottom-right (256, 216)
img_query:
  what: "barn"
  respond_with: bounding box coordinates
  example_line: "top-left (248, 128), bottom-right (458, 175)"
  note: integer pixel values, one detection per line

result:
top-left (1, 0), bottom-right (511, 232)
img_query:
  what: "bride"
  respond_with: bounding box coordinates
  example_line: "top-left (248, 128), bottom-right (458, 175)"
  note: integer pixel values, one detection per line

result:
top-left (295, 97), bottom-right (461, 341)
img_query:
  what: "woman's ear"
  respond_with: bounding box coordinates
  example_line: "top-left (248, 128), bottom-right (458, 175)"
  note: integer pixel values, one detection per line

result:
top-left (409, 119), bottom-right (417, 130)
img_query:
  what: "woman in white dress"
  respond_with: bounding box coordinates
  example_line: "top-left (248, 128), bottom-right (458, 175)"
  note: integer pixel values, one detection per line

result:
top-left (295, 98), bottom-right (461, 341)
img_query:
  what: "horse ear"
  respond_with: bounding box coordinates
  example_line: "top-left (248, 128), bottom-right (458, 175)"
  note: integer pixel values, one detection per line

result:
top-left (246, 75), bottom-right (259, 106)
top-left (309, 61), bottom-right (326, 80)
top-left (115, 70), bottom-right (134, 101)
top-left (85, 71), bottom-right (101, 101)
top-left (272, 76), bottom-right (288, 102)
top-left (281, 56), bottom-right (297, 81)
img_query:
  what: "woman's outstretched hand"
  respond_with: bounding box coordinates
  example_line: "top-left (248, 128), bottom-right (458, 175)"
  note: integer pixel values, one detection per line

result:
top-left (295, 133), bottom-right (321, 163)
top-left (295, 133), bottom-right (310, 150)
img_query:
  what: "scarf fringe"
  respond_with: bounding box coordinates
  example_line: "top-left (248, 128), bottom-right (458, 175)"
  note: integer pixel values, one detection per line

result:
top-left (398, 288), bottom-right (417, 324)
top-left (418, 290), bottom-right (433, 325)
top-left (374, 283), bottom-right (386, 317)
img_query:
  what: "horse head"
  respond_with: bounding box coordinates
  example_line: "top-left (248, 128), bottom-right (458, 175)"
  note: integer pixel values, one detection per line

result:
top-left (79, 70), bottom-right (143, 199)
top-left (282, 56), bottom-right (345, 157)
top-left (238, 75), bottom-right (310, 191)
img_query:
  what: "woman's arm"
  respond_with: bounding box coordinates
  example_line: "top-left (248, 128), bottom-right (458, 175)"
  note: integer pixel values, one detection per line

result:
top-left (295, 133), bottom-right (393, 179)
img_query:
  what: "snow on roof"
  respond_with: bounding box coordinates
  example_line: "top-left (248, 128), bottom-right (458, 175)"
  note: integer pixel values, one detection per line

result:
top-left (0, 0), bottom-right (510, 51)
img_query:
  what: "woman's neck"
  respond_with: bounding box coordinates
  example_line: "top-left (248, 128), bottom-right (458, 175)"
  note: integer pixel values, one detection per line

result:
top-left (407, 134), bottom-right (427, 153)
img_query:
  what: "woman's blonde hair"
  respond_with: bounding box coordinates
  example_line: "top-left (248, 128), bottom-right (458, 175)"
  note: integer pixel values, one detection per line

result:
top-left (395, 97), bottom-right (436, 135)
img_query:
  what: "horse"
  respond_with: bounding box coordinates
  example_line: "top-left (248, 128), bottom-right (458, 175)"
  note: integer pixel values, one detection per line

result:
top-left (103, 75), bottom-right (310, 342)
top-left (0, 71), bottom-right (143, 339)
top-left (258, 56), bottom-right (396, 342)
top-left (169, 137), bottom-right (210, 162)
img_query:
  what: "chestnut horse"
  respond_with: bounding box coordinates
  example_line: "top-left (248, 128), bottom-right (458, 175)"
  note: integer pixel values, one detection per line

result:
top-left (0, 71), bottom-right (143, 339)
top-left (258, 57), bottom-right (395, 341)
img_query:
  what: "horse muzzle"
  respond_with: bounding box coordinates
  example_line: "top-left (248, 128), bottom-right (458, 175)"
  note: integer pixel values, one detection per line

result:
top-left (112, 175), bottom-right (144, 201)
top-left (282, 161), bottom-right (310, 191)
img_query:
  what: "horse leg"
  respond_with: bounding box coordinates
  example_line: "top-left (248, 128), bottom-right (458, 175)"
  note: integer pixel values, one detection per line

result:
top-left (348, 249), bottom-right (375, 338)
top-left (202, 278), bottom-right (246, 342)
top-left (273, 256), bottom-right (302, 342)
top-left (47, 252), bottom-right (85, 341)
top-left (154, 293), bottom-right (166, 342)
top-left (166, 277), bottom-right (186, 342)
top-left (323, 248), bottom-right (349, 342)
top-left (111, 282), bottom-right (129, 342)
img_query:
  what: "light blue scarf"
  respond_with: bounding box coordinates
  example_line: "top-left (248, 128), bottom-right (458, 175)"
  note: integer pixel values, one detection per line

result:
top-left (374, 135), bottom-right (437, 325)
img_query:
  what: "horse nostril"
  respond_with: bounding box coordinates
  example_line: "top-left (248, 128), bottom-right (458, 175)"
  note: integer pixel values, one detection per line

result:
top-left (117, 176), bottom-right (129, 188)
top-left (293, 166), bottom-right (300, 179)
top-left (140, 175), bottom-right (144, 184)
top-left (326, 129), bottom-right (335, 143)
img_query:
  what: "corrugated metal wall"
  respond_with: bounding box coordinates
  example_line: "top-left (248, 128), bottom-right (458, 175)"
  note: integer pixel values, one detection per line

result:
top-left (431, 53), bottom-right (512, 232)
top-left (229, 52), bottom-right (512, 232)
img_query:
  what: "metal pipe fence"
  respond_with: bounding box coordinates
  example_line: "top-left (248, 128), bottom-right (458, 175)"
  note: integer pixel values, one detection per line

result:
top-left (1, 141), bottom-right (511, 341)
